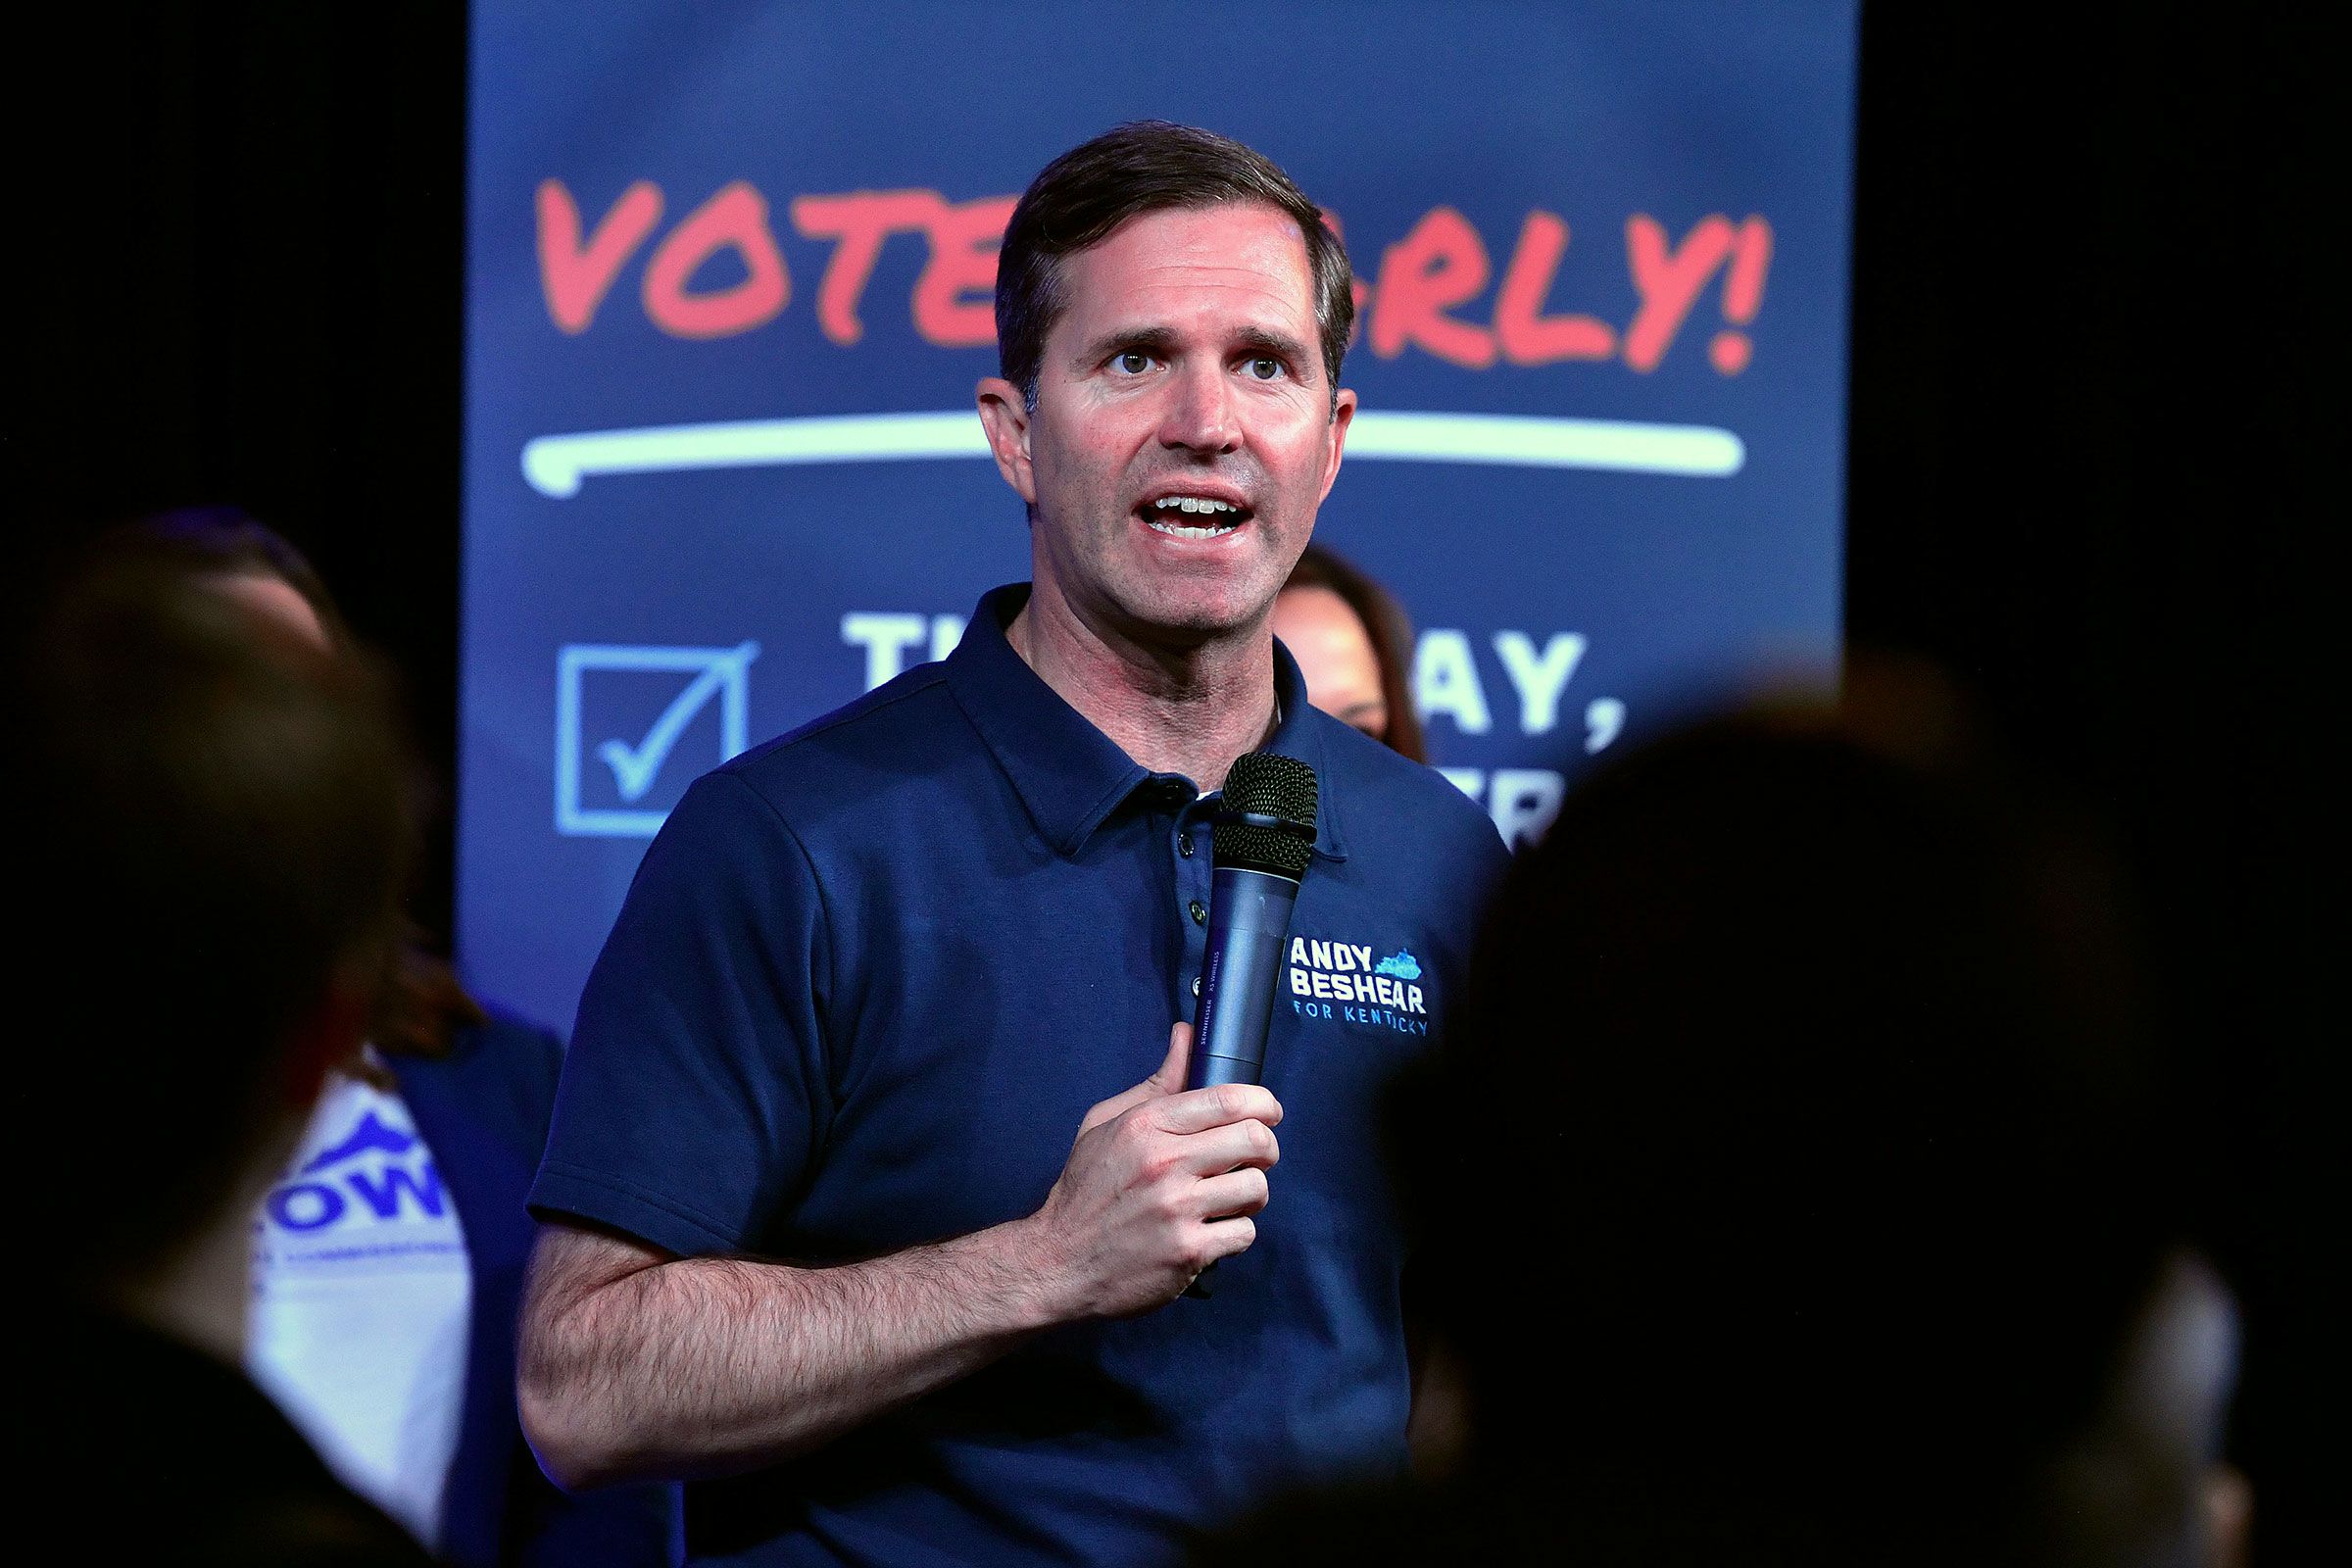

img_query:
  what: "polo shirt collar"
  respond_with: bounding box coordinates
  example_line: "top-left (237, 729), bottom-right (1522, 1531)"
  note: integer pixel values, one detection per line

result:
top-left (947, 584), bottom-right (1348, 863)
top-left (1261, 637), bottom-right (1350, 864)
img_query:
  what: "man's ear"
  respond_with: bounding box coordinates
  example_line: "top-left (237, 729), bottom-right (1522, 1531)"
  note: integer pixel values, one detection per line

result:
top-left (976, 377), bottom-right (1037, 507)
top-left (1317, 387), bottom-right (1358, 505)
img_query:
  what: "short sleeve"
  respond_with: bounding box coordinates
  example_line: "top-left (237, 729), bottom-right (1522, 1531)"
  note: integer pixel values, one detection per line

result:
top-left (529, 771), bottom-right (833, 1256)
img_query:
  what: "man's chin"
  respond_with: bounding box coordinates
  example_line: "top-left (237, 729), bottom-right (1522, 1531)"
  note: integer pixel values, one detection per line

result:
top-left (1118, 587), bottom-right (1275, 648)
top-left (1033, 559), bottom-right (1280, 654)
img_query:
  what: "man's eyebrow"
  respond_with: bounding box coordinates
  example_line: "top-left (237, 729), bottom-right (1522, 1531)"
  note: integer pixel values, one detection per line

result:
top-left (1069, 324), bottom-right (1321, 379)
top-left (1232, 327), bottom-right (1318, 378)
top-left (1072, 325), bottom-right (1181, 367)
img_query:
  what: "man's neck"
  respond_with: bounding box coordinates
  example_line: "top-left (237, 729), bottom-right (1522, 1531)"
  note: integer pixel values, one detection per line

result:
top-left (1009, 585), bottom-right (1278, 790)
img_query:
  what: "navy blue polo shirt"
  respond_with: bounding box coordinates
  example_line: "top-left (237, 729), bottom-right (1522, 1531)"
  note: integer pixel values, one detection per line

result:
top-left (532, 584), bottom-right (1508, 1566)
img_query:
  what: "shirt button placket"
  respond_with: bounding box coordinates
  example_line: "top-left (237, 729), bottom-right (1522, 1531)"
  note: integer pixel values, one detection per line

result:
top-left (1175, 800), bottom-right (1212, 1015)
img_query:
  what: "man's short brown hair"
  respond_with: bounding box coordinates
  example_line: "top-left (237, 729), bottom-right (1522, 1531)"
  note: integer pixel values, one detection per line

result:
top-left (995, 121), bottom-right (1354, 413)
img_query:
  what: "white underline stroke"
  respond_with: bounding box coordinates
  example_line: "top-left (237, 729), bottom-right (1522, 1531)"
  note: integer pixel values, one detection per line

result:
top-left (519, 410), bottom-right (1743, 499)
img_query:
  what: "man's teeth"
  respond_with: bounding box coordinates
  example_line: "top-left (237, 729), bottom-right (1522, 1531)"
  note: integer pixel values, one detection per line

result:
top-left (1146, 496), bottom-right (1243, 536)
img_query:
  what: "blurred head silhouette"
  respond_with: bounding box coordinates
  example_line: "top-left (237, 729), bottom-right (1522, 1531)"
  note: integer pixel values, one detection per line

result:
top-left (105, 504), bottom-right (344, 650)
top-left (87, 507), bottom-right (482, 1063)
top-left (1386, 673), bottom-right (2236, 1566)
top-left (21, 535), bottom-right (416, 1324)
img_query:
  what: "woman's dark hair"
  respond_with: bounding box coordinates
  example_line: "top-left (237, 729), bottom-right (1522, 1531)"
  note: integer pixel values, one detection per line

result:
top-left (996, 121), bottom-right (1354, 413)
top-left (1282, 543), bottom-right (1427, 762)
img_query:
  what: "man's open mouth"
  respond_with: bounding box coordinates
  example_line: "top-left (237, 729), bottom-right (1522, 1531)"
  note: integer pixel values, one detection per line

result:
top-left (1139, 494), bottom-right (1250, 539)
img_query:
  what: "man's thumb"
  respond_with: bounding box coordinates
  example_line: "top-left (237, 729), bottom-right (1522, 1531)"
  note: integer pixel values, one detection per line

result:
top-left (1077, 1023), bottom-right (1197, 1137)
top-left (1148, 1021), bottom-right (1194, 1097)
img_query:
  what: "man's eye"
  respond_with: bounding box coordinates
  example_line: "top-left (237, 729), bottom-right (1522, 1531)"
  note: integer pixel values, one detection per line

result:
top-left (1113, 351), bottom-right (1156, 374)
top-left (1246, 357), bottom-right (1285, 380)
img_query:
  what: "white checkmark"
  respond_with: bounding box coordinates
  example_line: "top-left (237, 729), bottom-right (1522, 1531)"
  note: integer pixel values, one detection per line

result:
top-left (595, 642), bottom-right (760, 802)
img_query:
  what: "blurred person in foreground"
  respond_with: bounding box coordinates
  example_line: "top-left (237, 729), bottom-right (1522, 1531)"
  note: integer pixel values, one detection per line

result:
top-left (110, 509), bottom-right (674, 1567)
top-left (1271, 542), bottom-right (1427, 761)
top-left (1211, 676), bottom-right (2245, 1567)
top-left (17, 545), bottom-right (432, 1563)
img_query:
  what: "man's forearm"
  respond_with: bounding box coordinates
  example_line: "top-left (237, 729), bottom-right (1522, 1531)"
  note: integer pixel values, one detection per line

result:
top-left (522, 1216), bottom-right (1071, 1488)
top-left (524, 1024), bottom-right (1277, 1488)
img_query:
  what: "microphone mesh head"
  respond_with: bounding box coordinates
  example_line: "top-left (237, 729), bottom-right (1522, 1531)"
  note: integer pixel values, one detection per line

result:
top-left (1214, 752), bottom-right (1319, 878)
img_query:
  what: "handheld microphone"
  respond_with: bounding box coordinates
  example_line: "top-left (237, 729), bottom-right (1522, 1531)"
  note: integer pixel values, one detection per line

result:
top-left (1183, 752), bottom-right (1318, 1299)
top-left (1186, 751), bottom-right (1320, 1091)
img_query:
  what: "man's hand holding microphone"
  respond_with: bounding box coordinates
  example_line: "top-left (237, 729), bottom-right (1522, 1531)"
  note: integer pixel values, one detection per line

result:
top-left (1017, 1021), bottom-right (1282, 1316)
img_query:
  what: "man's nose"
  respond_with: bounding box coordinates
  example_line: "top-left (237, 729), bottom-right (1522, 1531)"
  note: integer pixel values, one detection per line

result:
top-left (1157, 363), bottom-right (1240, 455)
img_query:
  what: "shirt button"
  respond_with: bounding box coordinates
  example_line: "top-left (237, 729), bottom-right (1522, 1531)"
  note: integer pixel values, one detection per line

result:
top-left (1191, 975), bottom-right (1202, 998)
top-left (1189, 899), bottom-right (1207, 925)
top-left (1178, 833), bottom-right (1195, 858)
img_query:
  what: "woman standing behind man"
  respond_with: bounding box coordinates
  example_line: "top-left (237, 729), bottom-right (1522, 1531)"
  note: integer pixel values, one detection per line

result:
top-left (1272, 543), bottom-right (1428, 762)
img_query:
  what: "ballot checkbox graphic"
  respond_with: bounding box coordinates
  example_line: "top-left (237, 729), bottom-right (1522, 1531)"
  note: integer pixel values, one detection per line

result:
top-left (556, 642), bottom-right (760, 837)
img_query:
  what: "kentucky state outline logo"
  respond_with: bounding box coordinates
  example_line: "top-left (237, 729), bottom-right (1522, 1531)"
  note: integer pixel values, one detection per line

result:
top-left (1288, 938), bottom-right (1431, 1035)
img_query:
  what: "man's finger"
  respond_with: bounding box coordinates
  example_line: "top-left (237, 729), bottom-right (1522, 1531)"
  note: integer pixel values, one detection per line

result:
top-left (1174, 1117), bottom-right (1280, 1178)
top-left (1193, 1166), bottom-right (1272, 1221)
top-left (1153, 1082), bottom-right (1283, 1136)
top-left (1197, 1214), bottom-right (1258, 1264)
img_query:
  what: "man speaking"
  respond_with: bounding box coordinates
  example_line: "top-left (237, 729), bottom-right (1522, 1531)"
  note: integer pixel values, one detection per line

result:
top-left (519, 122), bottom-right (1508, 1565)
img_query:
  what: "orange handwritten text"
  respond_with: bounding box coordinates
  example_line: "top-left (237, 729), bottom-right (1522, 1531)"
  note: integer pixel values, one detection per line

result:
top-left (535, 179), bottom-right (1774, 373)
top-left (641, 181), bottom-right (789, 339)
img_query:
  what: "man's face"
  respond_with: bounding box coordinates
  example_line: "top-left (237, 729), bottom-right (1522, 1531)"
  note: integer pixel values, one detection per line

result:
top-left (980, 202), bottom-right (1355, 647)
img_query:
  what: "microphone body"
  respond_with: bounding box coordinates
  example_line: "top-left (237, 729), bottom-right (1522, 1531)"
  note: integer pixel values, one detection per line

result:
top-left (1186, 863), bottom-right (1301, 1091)
top-left (1178, 751), bottom-right (1319, 1298)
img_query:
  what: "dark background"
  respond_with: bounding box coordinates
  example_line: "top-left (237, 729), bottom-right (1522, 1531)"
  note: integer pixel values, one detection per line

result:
top-left (33, 4), bottom-right (2325, 1557)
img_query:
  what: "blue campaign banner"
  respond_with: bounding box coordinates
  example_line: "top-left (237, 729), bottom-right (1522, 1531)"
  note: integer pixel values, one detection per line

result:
top-left (462, 1), bottom-right (1859, 1032)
